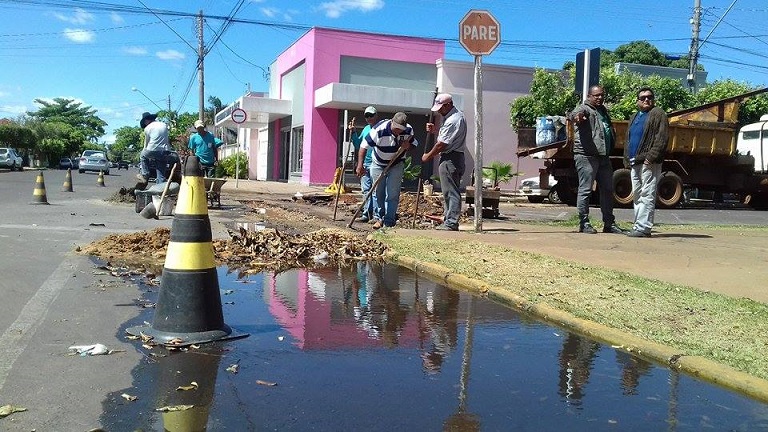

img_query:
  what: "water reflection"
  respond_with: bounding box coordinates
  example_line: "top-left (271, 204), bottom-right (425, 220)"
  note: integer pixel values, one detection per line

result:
top-left (101, 263), bottom-right (768, 431)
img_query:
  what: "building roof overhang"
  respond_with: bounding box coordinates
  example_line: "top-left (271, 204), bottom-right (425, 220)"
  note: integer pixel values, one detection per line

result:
top-left (215, 94), bottom-right (292, 128)
top-left (314, 83), bottom-right (463, 114)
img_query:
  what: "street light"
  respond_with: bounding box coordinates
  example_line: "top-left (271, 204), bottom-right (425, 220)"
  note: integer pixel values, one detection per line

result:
top-left (131, 87), bottom-right (164, 112)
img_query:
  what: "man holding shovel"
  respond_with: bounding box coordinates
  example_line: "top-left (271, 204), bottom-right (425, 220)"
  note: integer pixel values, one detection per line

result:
top-left (422, 93), bottom-right (467, 231)
top-left (356, 112), bottom-right (418, 229)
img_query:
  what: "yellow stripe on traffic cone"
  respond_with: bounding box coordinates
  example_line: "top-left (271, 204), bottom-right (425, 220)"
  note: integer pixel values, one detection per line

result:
top-left (126, 156), bottom-right (247, 345)
top-left (30, 172), bottom-right (49, 205)
top-left (62, 168), bottom-right (74, 192)
top-left (97, 170), bottom-right (105, 187)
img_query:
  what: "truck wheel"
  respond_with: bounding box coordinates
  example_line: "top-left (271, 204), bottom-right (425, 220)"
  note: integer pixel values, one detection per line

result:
top-left (548, 187), bottom-right (562, 204)
top-left (657, 172), bottom-right (683, 208)
top-left (613, 169), bottom-right (633, 207)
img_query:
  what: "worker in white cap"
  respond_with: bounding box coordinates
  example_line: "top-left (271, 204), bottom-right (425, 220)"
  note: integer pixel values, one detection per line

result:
top-left (188, 119), bottom-right (223, 177)
top-left (349, 106), bottom-right (379, 222)
top-left (423, 93), bottom-right (467, 231)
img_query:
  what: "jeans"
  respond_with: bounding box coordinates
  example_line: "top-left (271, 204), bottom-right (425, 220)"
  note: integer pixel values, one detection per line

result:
top-left (139, 149), bottom-right (169, 183)
top-left (438, 152), bottom-right (465, 228)
top-left (631, 163), bottom-right (662, 233)
top-left (202, 164), bottom-right (216, 178)
top-left (574, 154), bottom-right (615, 225)
top-left (360, 167), bottom-right (374, 218)
top-left (369, 161), bottom-right (405, 227)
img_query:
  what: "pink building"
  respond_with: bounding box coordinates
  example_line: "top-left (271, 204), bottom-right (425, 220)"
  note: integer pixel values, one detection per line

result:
top-left (216, 27), bottom-right (543, 188)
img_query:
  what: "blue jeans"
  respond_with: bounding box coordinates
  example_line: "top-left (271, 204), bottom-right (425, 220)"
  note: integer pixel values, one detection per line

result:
top-left (140, 149), bottom-right (169, 183)
top-left (438, 152), bottom-right (465, 228)
top-left (574, 154), bottom-right (615, 225)
top-left (369, 161), bottom-right (405, 227)
top-left (631, 163), bottom-right (662, 233)
top-left (360, 167), bottom-right (374, 218)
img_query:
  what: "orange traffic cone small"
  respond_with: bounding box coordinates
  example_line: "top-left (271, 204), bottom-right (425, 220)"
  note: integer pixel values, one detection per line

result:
top-left (97, 170), bottom-right (105, 187)
top-left (31, 172), bottom-right (49, 205)
top-left (62, 168), bottom-right (74, 192)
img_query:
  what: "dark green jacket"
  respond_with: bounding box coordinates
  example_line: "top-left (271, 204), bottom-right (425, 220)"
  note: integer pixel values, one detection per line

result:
top-left (624, 106), bottom-right (669, 166)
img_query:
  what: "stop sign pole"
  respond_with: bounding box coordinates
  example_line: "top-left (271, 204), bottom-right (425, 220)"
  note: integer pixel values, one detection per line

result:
top-left (459, 10), bottom-right (500, 232)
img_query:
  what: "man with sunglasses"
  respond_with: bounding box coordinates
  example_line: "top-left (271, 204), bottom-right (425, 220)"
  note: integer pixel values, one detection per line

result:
top-left (350, 106), bottom-right (378, 222)
top-left (568, 85), bottom-right (626, 234)
top-left (624, 87), bottom-right (669, 238)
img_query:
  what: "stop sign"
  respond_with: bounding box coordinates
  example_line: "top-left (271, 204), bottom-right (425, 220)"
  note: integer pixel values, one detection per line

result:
top-left (459, 10), bottom-right (501, 56)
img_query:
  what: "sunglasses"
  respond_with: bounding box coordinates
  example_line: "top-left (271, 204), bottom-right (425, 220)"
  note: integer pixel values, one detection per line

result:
top-left (364, 113), bottom-right (375, 118)
top-left (638, 95), bottom-right (654, 101)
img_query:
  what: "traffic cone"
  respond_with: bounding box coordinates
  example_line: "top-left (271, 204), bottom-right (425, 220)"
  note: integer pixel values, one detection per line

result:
top-left (126, 156), bottom-right (247, 345)
top-left (62, 168), bottom-right (74, 192)
top-left (30, 172), bottom-right (49, 205)
top-left (97, 170), bottom-right (105, 187)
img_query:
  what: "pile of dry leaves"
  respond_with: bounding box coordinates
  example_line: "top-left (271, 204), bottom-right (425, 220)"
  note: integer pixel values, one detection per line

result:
top-left (79, 226), bottom-right (388, 274)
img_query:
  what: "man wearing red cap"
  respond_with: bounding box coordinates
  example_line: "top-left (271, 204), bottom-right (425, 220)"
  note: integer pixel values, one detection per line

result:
top-left (423, 93), bottom-right (467, 231)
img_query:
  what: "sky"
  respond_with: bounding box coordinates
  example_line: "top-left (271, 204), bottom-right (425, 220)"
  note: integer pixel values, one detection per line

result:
top-left (0, 0), bottom-right (766, 144)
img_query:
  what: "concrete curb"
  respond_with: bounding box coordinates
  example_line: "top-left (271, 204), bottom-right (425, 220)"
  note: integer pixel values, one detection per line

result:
top-left (386, 251), bottom-right (768, 404)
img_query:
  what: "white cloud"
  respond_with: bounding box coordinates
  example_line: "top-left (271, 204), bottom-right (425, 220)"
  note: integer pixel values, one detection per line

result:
top-left (0, 105), bottom-right (27, 115)
top-left (63, 28), bottom-right (95, 43)
top-left (111, 12), bottom-right (124, 24)
top-left (124, 46), bottom-right (148, 56)
top-left (261, 7), bottom-right (278, 18)
top-left (52, 8), bottom-right (94, 25)
top-left (156, 50), bottom-right (185, 61)
top-left (319, 0), bottom-right (383, 18)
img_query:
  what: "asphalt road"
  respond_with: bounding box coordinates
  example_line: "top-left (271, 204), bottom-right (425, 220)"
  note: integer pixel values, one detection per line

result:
top-left (1, 167), bottom-right (767, 430)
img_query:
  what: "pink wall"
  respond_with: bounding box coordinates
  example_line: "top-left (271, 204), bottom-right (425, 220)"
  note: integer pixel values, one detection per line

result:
top-left (273, 28), bottom-right (445, 184)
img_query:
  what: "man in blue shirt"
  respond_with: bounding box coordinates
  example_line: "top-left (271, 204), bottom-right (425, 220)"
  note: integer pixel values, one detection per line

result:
top-left (624, 87), bottom-right (669, 238)
top-left (350, 106), bottom-right (378, 222)
top-left (188, 120), bottom-right (223, 177)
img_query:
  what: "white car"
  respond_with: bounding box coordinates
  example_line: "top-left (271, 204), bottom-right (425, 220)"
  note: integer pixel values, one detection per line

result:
top-left (518, 175), bottom-right (560, 203)
top-left (0, 147), bottom-right (23, 171)
top-left (78, 150), bottom-right (110, 175)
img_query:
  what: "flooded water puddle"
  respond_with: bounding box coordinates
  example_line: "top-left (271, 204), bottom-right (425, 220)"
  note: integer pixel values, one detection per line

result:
top-left (102, 263), bottom-right (768, 431)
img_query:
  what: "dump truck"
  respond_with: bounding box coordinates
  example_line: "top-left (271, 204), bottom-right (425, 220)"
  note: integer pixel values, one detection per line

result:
top-left (517, 88), bottom-right (768, 209)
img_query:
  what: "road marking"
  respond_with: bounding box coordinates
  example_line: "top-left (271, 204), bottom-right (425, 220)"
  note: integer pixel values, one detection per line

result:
top-left (0, 224), bottom-right (141, 233)
top-left (0, 253), bottom-right (76, 390)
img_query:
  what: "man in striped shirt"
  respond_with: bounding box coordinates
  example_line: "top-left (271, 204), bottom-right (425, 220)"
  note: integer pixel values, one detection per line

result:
top-left (356, 112), bottom-right (418, 229)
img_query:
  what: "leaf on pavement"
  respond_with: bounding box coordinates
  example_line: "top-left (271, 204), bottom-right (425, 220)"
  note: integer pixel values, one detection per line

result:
top-left (176, 381), bottom-right (199, 391)
top-left (121, 393), bottom-right (138, 402)
top-left (155, 405), bottom-right (194, 412)
top-left (0, 404), bottom-right (27, 418)
top-left (256, 380), bottom-right (277, 387)
top-left (226, 364), bottom-right (239, 374)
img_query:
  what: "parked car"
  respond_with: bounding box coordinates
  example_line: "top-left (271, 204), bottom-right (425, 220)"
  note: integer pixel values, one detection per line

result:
top-left (117, 160), bottom-right (130, 170)
top-left (518, 175), bottom-right (560, 204)
top-left (78, 150), bottom-right (110, 175)
top-left (59, 157), bottom-right (73, 170)
top-left (0, 147), bottom-right (23, 171)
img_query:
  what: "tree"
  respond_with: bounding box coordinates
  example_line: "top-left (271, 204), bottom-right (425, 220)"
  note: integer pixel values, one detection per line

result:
top-left (27, 98), bottom-right (107, 143)
top-left (205, 96), bottom-right (224, 126)
top-left (612, 41), bottom-right (668, 67)
top-left (509, 68), bottom-right (579, 131)
top-left (0, 123), bottom-right (36, 149)
top-left (111, 125), bottom-right (142, 162)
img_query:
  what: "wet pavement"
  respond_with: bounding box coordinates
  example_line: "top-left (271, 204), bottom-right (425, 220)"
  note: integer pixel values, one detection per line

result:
top-left (101, 263), bottom-right (768, 431)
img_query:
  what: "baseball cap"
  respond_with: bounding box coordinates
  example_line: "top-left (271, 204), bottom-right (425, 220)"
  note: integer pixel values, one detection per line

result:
top-left (431, 93), bottom-right (453, 111)
top-left (391, 112), bottom-right (408, 131)
top-left (364, 106), bottom-right (377, 115)
top-left (194, 120), bottom-right (205, 128)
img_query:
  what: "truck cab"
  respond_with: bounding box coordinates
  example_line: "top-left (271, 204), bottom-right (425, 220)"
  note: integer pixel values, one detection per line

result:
top-left (737, 114), bottom-right (768, 173)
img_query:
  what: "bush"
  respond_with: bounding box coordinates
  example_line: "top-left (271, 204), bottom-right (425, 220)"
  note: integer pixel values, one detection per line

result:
top-left (215, 152), bottom-right (248, 179)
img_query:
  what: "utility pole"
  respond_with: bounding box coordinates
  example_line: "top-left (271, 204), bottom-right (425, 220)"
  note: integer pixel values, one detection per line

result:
top-left (687, 0), bottom-right (701, 92)
top-left (197, 10), bottom-right (205, 123)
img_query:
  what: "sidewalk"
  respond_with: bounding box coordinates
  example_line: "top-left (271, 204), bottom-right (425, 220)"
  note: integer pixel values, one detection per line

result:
top-left (220, 179), bottom-right (768, 304)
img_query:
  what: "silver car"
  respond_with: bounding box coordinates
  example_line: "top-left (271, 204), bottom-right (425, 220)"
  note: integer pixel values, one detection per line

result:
top-left (78, 150), bottom-right (110, 175)
top-left (0, 147), bottom-right (23, 171)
